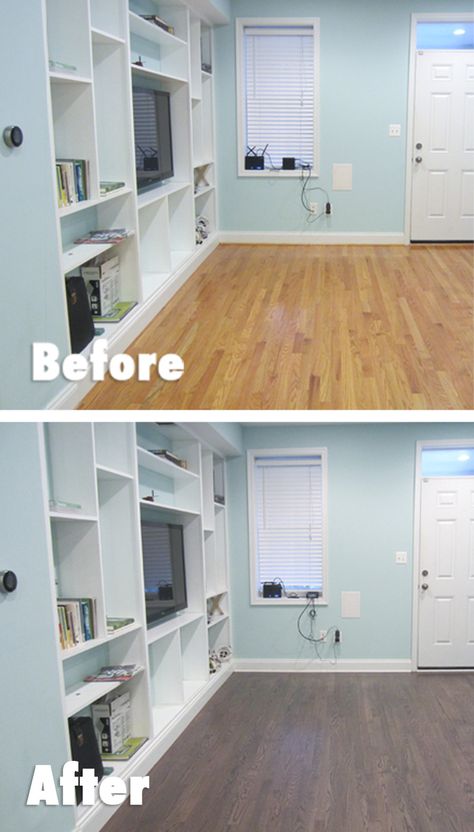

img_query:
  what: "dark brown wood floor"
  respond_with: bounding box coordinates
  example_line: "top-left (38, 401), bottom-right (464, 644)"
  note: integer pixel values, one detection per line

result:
top-left (103, 672), bottom-right (474, 832)
top-left (80, 244), bottom-right (474, 410)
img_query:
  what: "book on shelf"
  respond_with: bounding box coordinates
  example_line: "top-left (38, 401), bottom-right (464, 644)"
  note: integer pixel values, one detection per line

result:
top-left (56, 159), bottom-right (89, 209)
top-left (101, 736), bottom-right (148, 762)
top-left (106, 617), bottom-right (135, 634)
top-left (149, 449), bottom-right (188, 469)
top-left (100, 181), bottom-right (126, 196)
top-left (92, 301), bottom-right (137, 324)
top-left (83, 255), bottom-right (120, 317)
top-left (84, 665), bottom-right (143, 683)
top-left (57, 598), bottom-right (96, 650)
top-left (140, 14), bottom-right (175, 35)
top-left (74, 229), bottom-right (131, 245)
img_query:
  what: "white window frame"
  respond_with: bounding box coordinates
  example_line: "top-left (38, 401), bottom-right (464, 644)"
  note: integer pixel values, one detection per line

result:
top-left (236, 17), bottom-right (320, 178)
top-left (247, 447), bottom-right (328, 605)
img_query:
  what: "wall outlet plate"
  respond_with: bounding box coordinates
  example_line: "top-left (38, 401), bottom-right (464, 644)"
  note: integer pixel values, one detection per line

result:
top-left (309, 202), bottom-right (319, 214)
top-left (395, 551), bottom-right (408, 564)
top-left (389, 124), bottom-right (401, 137)
top-left (319, 629), bottom-right (327, 641)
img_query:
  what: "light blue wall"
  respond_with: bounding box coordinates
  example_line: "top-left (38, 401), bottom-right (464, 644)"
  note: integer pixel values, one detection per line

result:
top-left (215, 0), bottom-right (473, 233)
top-left (0, 425), bottom-right (73, 832)
top-left (227, 423), bottom-right (474, 661)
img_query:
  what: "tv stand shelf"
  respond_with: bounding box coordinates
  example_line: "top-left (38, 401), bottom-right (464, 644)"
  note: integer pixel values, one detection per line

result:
top-left (147, 611), bottom-right (205, 645)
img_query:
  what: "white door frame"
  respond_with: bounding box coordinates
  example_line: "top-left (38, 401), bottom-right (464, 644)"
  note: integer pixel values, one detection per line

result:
top-left (411, 438), bottom-right (474, 670)
top-left (404, 12), bottom-right (474, 244)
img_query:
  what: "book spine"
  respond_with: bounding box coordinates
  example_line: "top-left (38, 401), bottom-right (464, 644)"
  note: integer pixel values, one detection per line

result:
top-left (75, 161), bottom-right (85, 202)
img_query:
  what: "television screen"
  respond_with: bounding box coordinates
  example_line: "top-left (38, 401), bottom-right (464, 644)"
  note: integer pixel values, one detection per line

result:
top-left (141, 517), bottom-right (187, 626)
top-left (132, 87), bottom-right (174, 191)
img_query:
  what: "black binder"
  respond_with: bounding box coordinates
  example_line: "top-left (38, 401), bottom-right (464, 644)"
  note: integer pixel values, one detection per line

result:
top-left (68, 716), bottom-right (104, 804)
top-left (66, 275), bottom-right (95, 354)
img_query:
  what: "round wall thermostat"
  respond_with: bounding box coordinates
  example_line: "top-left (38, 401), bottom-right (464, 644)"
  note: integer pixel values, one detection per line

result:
top-left (0, 570), bottom-right (18, 593)
top-left (3, 126), bottom-right (24, 148)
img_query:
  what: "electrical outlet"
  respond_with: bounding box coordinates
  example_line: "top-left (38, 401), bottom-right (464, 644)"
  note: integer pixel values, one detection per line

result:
top-left (395, 551), bottom-right (408, 564)
top-left (319, 629), bottom-right (327, 641)
top-left (389, 123), bottom-right (401, 137)
top-left (309, 202), bottom-right (319, 214)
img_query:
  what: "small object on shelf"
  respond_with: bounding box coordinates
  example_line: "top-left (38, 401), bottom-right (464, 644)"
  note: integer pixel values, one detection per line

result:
top-left (207, 594), bottom-right (225, 620)
top-left (106, 616), bottom-right (135, 633)
top-left (84, 664), bottom-right (142, 683)
top-left (92, 690), bottom-right (131, 754)
top-left (74, 228), bottom-right (131, 245)
top-left (201, 62), bottom-right (212, 74)
top-left (101, 736), bottom-right (148, 762)
top-left (209, 650), bottom-right (221, 674)
top-left (214, 494), bottom-right (225, 505)
top-left (83, 254), bottom-right (120, 318)
top-left (218, 645), bottom-right (232, 662)
top-left (142, 490), bottom-right (156, 503)
top-left (149, 449), bottom-right (188, 469)
top-left (132, 56), bottom-right (144, 67)
top-left (92, 300), bottom-right (137, 324)
top-left (196, 215), bottom-right (210, 245)
top-left (49, 498), bottom-right (83, 513)
top-left (49, 59), bottom-right (77, 73)
top-left (100, 180), bottom-right (126, 196)
top-left (140, 14), bottom-right (175, 35)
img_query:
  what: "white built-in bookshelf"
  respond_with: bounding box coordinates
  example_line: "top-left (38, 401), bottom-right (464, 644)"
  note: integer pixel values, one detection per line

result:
top-left (39, 422), bottom-right (231, 832)
top-left (42, 0), bottom-right (218, 395)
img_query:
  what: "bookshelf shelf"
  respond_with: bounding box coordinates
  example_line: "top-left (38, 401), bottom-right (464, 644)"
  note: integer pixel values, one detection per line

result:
top-left (131, 62), bottom-right (188, 86)
top-left (49, 511), bottom-right (98, 522)
top-left (62, 232), bottom-right (134, 274)
top-left (137, 446), bottom-right (199, 482)
top-left (207, 614), bottom-right (229, 629)
top-left (49, 71), bottom-right (92, 85)
top-left (194, 185), bottom-right (215, 199)
top-left (137, 181), bottom-right (191, 211)
top-left (91, 27), bottom-right (126, 46)
top-left (129, 12), bottom-right (188, 50)
top-left (65, 679), bottom-right (124, 718)
top-left (147, 612), bottom-right (204, 646)
top-left (139, 499), bottom-right (200, 518)
top-left (96, 463), bottom-right (134, 482)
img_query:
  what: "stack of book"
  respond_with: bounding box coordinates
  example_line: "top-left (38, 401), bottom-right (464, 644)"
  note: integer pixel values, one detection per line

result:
top-left (56, 159), bottom-right (89, 208)
top-left (149, 449), bottom-right (188, 469)
top-left (57, 598), bottom-right (96, 650)
top-left (106, 616), bottom-right (135, 634)
top-left (140, 14), bottom-right (175, 34)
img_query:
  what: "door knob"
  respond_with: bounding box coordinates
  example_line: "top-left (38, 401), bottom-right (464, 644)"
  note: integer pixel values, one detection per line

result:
top-left (3, 126), bottom-right (23, 149)
top-left (421, 583), bottom-right (429, 591)
top-left (0, 570), bottom-right (18, 593)
top-left (422, 569), bottom-right (428, 577)
top-left (415, 156), bottom-right (423, 163)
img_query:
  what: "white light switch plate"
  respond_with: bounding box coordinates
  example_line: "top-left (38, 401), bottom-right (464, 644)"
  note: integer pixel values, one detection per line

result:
top-left (395, 551), bottom-right (408, 564)
top-left (389, 124), bottom-right (401, 137)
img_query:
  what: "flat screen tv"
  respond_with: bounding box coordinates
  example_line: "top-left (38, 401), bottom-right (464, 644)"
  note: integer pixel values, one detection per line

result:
top-left (141, 515), bottom-right (187, 626)
top-left (132, 86), bottom-right (174, 191)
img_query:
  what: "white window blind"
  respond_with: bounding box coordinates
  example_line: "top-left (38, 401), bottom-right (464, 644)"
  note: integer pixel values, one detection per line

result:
top-left (254, 454), bottom-right (324, 593)
top-left (243, 25), bottom-right (315, 169)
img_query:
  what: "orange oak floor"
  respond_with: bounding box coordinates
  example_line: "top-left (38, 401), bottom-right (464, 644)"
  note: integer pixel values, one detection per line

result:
top-left (80, 243), bottom-right (474, 410)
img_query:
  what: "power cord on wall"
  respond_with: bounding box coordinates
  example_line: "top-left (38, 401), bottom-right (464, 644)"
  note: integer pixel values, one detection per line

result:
top-left (300, 167), bottom-right (332, 224)
top-left (297, 596), bottom-right (340, 664)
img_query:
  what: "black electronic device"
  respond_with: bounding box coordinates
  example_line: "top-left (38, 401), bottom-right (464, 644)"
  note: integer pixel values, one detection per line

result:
top-left (68, 717), bottom-right (104, 804)
top-left (262, 581), bottom-right (282, 599)
top-left (141, 514), bottom-right (187, 625)
top-left (245, 144), bottom-right (266, 170)
top-left (282, 157), bottom-right (295, 170)
top-left (132, 87), bottom-right (174, 191)
top-left (65, 275), bottom-right (95, 354)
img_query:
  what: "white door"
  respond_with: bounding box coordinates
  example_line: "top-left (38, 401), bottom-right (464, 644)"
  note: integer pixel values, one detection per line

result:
top-left (411, 50), bottom-right (474, 241)
top-left (418, 477), bottom-right (474, 667)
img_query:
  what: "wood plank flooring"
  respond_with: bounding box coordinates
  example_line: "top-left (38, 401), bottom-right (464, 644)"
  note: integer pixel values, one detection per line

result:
top-left (103, 672), bottom-right (474, 832)
top-left (80, 244), bottom-right (474, 410)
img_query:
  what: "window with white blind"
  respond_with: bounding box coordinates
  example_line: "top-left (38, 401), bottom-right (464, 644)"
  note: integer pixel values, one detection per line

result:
top-left (247, 449), bottom-right (328, 604)
top-left (236, 18), bottom-right (319, 176)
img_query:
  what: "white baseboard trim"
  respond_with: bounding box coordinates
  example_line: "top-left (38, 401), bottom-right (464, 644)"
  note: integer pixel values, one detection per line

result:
top-left (218, 231), bottom-right (406, 246)
top-left (234, 658), bottom-right (412, 673)
top-left (46, 237), bottom-right (219, 410)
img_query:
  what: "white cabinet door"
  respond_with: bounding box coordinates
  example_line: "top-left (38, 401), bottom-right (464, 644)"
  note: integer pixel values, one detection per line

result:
top-left (0, 425), bottom-right (73, 832)
top-left (411, 50), bottom-right (474, 241)
top-left (0, 5), bottom-right (69, 408)
top-left (418, 477), bottom-right (474, 667)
